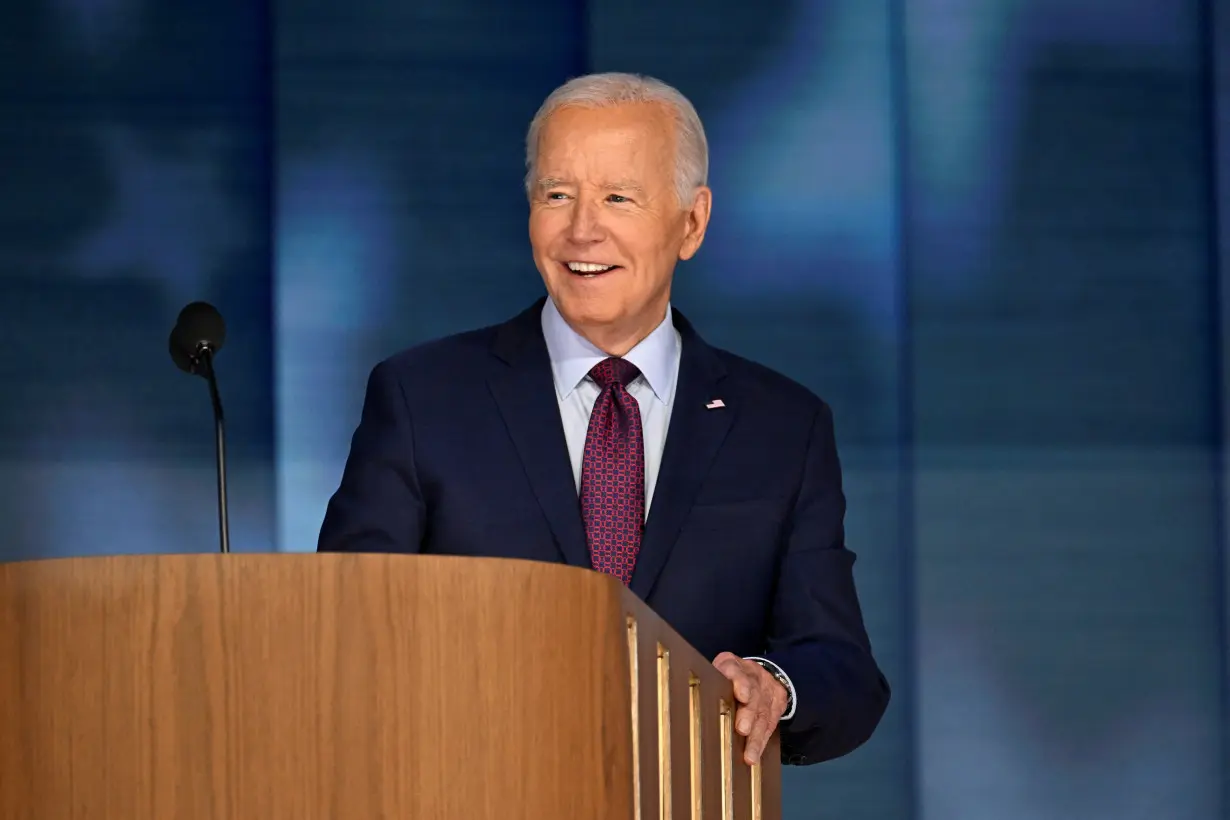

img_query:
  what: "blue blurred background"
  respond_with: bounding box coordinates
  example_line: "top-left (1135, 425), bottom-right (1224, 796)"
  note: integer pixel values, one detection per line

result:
top-left (1, 0), bottom-right (1227, 817)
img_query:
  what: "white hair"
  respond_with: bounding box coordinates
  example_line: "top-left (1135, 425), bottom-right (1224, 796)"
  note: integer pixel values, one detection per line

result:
top-left (524, 72), bottom-right (709, 207)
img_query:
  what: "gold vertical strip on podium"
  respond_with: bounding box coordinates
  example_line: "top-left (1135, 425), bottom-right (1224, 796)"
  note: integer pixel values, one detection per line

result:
top-left (688, 675), bottom-right (702, 820)
top-left (628, 616), bottom-right (641, 820)
top-left (657, 645), bottom-right (672, 820)
top-left (619, 598), bottom-right (779, 820)
top-left (719, 700), bottom-right (734, 820)
top-left (750, 762), bottom-right (762, 820)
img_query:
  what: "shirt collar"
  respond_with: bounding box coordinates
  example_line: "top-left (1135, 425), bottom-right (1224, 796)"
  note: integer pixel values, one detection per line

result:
top-left (541, 296), bottom-right (680, 404)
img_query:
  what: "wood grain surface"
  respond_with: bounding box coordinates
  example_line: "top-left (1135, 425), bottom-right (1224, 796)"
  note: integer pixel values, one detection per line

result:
top-left (0, 553), bottom-right (780, 819)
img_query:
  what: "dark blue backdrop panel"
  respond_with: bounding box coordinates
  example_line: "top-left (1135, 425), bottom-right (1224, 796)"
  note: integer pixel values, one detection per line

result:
top-left (1214, 0), bottom-right (1230, 810)
top-left (0, 0), bottom-right (275, 558)
top-left (907, 2), bottom-right (1224, 817)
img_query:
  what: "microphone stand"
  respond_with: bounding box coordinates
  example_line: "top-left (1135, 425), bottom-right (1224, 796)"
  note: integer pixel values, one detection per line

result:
top-left (195, 346), bottom-right (230, 554)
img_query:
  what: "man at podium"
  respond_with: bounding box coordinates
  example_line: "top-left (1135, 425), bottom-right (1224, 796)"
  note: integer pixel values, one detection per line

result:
top-left (318, 72), bottom-right (890, 768)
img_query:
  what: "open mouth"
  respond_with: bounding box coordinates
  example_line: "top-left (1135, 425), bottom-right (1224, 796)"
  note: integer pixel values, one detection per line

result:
top-left (562, 261), bottom-right (622, 278)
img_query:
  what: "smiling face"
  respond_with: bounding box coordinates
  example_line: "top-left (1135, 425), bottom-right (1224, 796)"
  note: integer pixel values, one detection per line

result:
top-left (528, 102), bottom-right (711, 356)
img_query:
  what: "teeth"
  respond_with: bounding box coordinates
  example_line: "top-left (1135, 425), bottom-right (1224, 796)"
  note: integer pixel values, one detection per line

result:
top-left (567, 262), bottom-right (615, 273)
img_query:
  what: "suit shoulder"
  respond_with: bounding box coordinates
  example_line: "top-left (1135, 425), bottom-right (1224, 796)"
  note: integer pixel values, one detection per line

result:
top-left (373, 322), bottom-right (501, 379)
top-left (711, 347), bottom-right (833, 417)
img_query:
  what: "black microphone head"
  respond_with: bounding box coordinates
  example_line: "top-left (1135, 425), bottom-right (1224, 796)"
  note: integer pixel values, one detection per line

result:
top-left (170, 301), bottom-right (226, 375)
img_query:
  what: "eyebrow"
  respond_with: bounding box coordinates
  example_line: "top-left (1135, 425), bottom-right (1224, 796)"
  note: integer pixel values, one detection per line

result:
top-left (603, 180), bottom-right (645, 195)
top-left (533, 177), bottom-right (646, 195)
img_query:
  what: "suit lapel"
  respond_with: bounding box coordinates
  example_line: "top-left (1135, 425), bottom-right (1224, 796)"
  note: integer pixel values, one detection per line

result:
top-left (630, 312), bottom-right (732, 599)
top-left (486, 300), bottom-right (591, 570)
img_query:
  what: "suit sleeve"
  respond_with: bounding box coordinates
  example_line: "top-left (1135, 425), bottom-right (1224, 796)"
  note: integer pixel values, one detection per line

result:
top-left (759, 401), bottom-right (891, 764)
top-left (317, 360), bottom-right (426, 553)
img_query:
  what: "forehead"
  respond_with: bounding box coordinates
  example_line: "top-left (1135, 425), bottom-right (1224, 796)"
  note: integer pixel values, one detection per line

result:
top-left (536, 102), bottom-right (676, 183)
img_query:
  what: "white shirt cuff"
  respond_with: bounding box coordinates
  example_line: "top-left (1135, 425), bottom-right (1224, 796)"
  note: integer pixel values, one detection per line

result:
top-left (743, 656), bottom-right (796, 721)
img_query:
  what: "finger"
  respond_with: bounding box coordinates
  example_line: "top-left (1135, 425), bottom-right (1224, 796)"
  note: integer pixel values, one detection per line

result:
top-left (734, 702), bottom-right (760, 736)
top-left (712, 652), bottom-right (742, 678)
top-left (735, 698), bottom-right (770, 740)
top-left (732, 673), bottom-right (756, 704)
top-left (744, 709), bottom-right (779, 766)
top-left (713, 656), bottom-right (755, 703)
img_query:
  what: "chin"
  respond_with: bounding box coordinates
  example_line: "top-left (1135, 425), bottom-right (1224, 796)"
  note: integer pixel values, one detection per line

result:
top-left (555, 295), bottom-right (628, 328)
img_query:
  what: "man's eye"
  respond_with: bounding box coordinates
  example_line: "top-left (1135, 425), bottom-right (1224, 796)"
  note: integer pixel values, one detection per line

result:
top-left (608, 194), bottom-right (630, 204)
top-left (546, 192), bottom-right (568, 200)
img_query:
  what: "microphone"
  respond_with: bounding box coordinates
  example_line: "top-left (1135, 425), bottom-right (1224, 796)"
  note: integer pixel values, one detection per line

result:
top-left (169, 301), bottom-right (231, 554)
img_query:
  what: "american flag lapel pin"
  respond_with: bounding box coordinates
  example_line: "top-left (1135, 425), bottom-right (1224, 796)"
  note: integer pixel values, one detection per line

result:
top-left (705, 399), bottom-right (725, 410)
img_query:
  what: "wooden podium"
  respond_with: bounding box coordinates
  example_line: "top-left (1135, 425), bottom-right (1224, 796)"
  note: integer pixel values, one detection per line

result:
top-left (0, 554), bottom-right (781, 819)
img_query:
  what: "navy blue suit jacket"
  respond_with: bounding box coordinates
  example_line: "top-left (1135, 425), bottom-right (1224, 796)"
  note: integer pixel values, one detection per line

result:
top-left (318, 299), bottom-right (890, 764)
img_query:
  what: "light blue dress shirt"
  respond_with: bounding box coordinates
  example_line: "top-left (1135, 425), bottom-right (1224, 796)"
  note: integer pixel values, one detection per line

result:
top-left (540, 296), bottom-right (680, 512)
top-left (539, 298), bottom-right (797, 721)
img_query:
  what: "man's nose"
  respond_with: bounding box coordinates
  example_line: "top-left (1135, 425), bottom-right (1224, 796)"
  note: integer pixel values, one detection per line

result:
top-left (566, 199), bottom-right (605, 243)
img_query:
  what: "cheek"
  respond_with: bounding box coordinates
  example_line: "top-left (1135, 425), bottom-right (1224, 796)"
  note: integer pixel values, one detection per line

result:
top-left (528, 213), bottom-right (562, 251)
top-left (623, 230), bottom-right (676, 274)
top-left (612, 224), bottom-right (659, 258)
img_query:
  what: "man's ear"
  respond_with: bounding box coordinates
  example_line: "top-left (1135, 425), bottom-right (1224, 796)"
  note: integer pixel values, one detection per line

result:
top-left (678, 186), bottom-right (712, 261)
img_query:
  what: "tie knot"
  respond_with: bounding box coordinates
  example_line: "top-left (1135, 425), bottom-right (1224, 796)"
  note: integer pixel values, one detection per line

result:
top-left (589, 357), bottom-right (641, 389)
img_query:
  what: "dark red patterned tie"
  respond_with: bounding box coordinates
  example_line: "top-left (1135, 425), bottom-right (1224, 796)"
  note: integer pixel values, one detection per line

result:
top-left (580, 357), bottom-right (645, 585)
